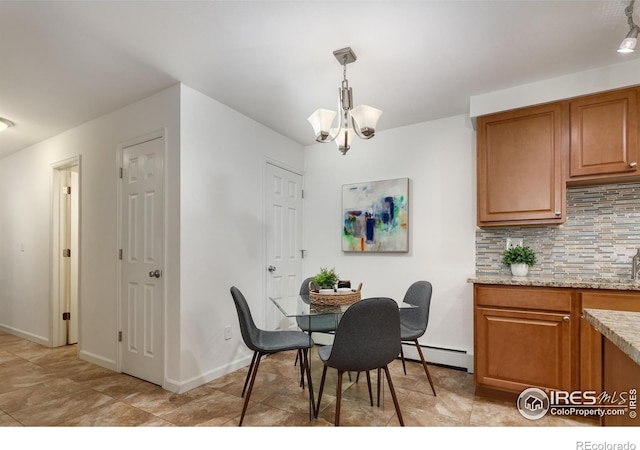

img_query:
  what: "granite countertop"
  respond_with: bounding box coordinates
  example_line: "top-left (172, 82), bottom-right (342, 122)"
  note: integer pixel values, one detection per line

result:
top-left (583, 308), bottom-right (640, 366)
top-left (467, 274), bottom-right (640, 291)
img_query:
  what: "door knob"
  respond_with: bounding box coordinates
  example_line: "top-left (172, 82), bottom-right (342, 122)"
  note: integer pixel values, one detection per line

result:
top-left (267, 265), bottom-right (276, 272)
top-left (149, 270), bottom-right (161, 278)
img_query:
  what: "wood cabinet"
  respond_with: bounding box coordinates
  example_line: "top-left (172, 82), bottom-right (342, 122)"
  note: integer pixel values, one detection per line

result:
top-left (602, 338), bottom-right (640, 426)
top-left (476, 102), bottom-right (567, 227)
top-left (569, 88), bottom-right (640, 184)
top-left (474, 285), bottom-right (576, 396)
top-left (579, 290), bottom-right (640, 393)
top-left (474, 284), bottom-right (640, 401)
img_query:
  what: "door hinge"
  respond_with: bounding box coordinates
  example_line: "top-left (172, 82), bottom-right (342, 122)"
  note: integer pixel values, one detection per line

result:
top-left (62, 312), bottom-right (71, 321)
top-left (119, 249), bottom-right (123, 260)
top-left (64, 186), bottom-right (71, 195)
top-left (118, 331), bottom-right (122, 342)
top-left (62, 248), bottom-right (71, 257)
top-left (119, 167), bottom-right (123, 179)
top-left (301, 189), bottom-right (305, 199)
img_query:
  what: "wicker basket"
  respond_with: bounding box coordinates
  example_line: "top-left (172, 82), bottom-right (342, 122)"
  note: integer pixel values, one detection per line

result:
top-left (308, 282), bottom-right (362, 306)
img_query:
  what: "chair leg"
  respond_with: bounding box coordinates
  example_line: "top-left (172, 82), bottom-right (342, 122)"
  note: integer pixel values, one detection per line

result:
top-left (301, 348), bottom-right (316, 418)
top-left (400, 345), bottom-right (407, 375)
top-left (365, 371), bottom-right (373, 406)
top-left (335, 370), bottom-right (344, 426)
top-left (239, 351), bottom-right (263, 426)
top-left (377, 367), bottom-right (381, 407)
top-left (315, 365), bottom-right (328, 418)
top-left (383, 365), bottom-right (404, 426)
top-left (298, 349), bottom-right (305, 388)
top-left (241, 351), bottom-right (258, 398)
top-left (414, 339), bottom-right (436, 396)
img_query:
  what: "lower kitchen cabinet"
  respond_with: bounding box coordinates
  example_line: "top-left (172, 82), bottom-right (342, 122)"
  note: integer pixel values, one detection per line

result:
top-left (474, 285), bottom-right (576, 397)
top-left (579, 290), bottom-right (640, 393)
top-left (474, 283), bottom-right (640, 400)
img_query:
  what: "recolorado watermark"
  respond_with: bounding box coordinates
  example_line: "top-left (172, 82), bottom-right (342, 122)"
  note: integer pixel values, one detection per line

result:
top-left (516, 387), bottom-right (637, 420)
top-left (575, 443), bottom-right (636, 450)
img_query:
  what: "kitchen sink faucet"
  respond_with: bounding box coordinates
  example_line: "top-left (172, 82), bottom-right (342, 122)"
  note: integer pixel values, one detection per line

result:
top-left (633, 249), bottom-right (640, 280)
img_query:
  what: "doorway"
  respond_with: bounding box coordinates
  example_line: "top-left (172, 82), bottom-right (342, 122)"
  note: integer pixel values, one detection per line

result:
top-left (264, 161), bottom-right (303, 331)
top-left (51, 157), bottom-right (80, 347)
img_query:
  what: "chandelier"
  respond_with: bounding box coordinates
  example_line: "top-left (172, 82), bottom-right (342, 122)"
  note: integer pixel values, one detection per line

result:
top-left (307, 47), bottom-right (382, 155)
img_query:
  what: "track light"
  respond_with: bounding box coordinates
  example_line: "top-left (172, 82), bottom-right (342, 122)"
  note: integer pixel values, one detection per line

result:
top-left (619, 1), bottom-right (639, 53)
top-left (0, 117), bottom-right (14, 133)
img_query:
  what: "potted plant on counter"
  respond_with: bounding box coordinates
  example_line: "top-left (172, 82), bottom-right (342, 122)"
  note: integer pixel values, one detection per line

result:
top-left (313, 267), bottom-right (339, 292)
top-left (502, 245), bottom-right (537, 277)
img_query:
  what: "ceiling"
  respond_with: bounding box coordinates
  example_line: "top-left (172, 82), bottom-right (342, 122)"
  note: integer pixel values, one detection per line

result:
top-left (0, 0), bottom-right (638, 158)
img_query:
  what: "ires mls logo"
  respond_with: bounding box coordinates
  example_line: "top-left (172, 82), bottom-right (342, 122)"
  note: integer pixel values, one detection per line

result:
top-left (517, 387), bottom-right (550, 420)
top-left (517, 387), bottom-right (638, 420)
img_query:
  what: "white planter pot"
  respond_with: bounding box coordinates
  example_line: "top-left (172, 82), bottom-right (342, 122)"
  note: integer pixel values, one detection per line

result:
top-left (510, 263), bottom-right (529, 277)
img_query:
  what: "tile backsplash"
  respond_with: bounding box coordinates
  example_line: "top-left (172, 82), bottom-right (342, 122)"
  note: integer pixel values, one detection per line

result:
top-left (475, 182), bottom-right (640, 279)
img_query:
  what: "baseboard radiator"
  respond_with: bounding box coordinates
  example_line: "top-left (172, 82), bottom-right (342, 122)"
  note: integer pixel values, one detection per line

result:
top-left (311, 332), bottom-right (474, 373)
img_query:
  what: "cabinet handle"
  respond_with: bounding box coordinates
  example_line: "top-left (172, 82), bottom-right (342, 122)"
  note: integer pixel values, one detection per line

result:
top-left (630, 161), bottom-right (637, 168)
top-left (554, 211), bottom-right (561, 216)
top-left (563, 316), bottom-right (570, 322)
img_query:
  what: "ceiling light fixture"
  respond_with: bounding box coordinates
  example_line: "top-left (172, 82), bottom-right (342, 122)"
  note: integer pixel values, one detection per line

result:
top-left (0, 117), bottom-right (14, 133)
top-left (618, 1), bottom-right (639, 53)
top-left (307, 47), bottom-right (382, 155)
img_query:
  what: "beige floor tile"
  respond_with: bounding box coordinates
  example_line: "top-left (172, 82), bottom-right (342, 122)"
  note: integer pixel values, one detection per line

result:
top-left (0, 332), bottom-right (604, 428)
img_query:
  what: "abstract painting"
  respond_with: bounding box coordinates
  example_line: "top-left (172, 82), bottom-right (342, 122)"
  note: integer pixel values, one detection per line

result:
top-left (342, 177), bottom-right (409, 252)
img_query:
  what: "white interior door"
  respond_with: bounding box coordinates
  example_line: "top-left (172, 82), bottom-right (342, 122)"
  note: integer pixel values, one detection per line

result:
top-left (265, 163), bottom-right (303, 331)
top-left (51, 158), bottom-right (80, 348)
top-left (120, 136), bottom-right (164, 386)
top-left (68, 167), bottom-right (79, 344)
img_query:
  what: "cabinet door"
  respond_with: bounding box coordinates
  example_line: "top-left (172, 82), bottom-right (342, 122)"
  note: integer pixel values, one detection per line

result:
top-left (477, 102), bottom-right (566, 226)
top-left (569, 88), bottom-right (639, 180)
top-left (475, 307), bottom-right (573, 393)
top-left (579, 291), bottom-right (640, 393)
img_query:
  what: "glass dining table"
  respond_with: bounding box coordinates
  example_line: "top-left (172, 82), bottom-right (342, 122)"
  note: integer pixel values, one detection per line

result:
top-left (268, 293), bottom-right (416, 420)
top-left (269, 293), bottom-right (417, 320)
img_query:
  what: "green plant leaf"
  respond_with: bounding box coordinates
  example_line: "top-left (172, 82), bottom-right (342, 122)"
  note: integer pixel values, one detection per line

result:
top-left (502, 245), bottom-right (537, 267)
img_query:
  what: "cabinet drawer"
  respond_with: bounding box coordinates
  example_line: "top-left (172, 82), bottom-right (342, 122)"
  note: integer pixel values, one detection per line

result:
top-left (475, 285), bottom-right (572, 312)
top-left (581, 291), bottom-right (640, 312)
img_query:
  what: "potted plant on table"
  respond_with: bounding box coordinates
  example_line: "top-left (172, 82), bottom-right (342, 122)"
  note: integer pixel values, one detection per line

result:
top-left (502, 245), bottom-right (537, 277)
top-left (313, 267), bottom-right (339, 292)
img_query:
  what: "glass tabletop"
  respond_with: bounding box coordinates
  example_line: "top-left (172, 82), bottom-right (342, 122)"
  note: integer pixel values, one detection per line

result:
top-left (269, 294), bottom-right (416, 318)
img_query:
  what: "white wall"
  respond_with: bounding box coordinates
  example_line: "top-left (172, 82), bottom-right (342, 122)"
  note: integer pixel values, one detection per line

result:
top-left (470, 58), bottom-right (640, 120)
top-left (0, 85), bottom-right (181, 371)
top-left (175, 85), bottom-right (304, 392)
top-left (303, 114), bottom-right (477, 369)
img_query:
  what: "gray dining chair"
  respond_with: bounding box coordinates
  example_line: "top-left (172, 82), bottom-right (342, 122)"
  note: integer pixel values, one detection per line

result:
top-left (315, 297), bottom-right (404, 426)
top-left (296, 277), bottom-right (339, 333)
top-left (294, 277), bottom-right (338, 375)
top-left (399, 280), bottom-right (436, 396)
top-left (230, 286), bottom-right (315, 426)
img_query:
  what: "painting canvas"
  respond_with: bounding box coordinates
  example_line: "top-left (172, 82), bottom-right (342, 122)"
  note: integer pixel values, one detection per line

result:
top-left (342, 177), bottom-right (409, 252)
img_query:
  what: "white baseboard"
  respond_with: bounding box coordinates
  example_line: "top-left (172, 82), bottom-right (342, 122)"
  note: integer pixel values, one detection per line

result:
top-left (402, 342), bottom-right (474, 373)
top-left (78, 349), bottom-right (117, 372)
top-left (164, 354), bottom-right (254, 394)
top-left (0, 324), bottom-right (50, 347)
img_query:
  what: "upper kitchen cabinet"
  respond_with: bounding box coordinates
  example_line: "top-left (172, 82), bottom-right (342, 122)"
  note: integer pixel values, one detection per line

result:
top-left (477, 102), bottom-right (567, 227)
top-left (568, 87), bottom-right (640, 185)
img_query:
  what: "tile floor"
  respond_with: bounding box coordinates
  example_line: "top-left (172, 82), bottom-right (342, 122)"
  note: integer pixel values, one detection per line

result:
top-left (0, 330), bottom-right (598, 427)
